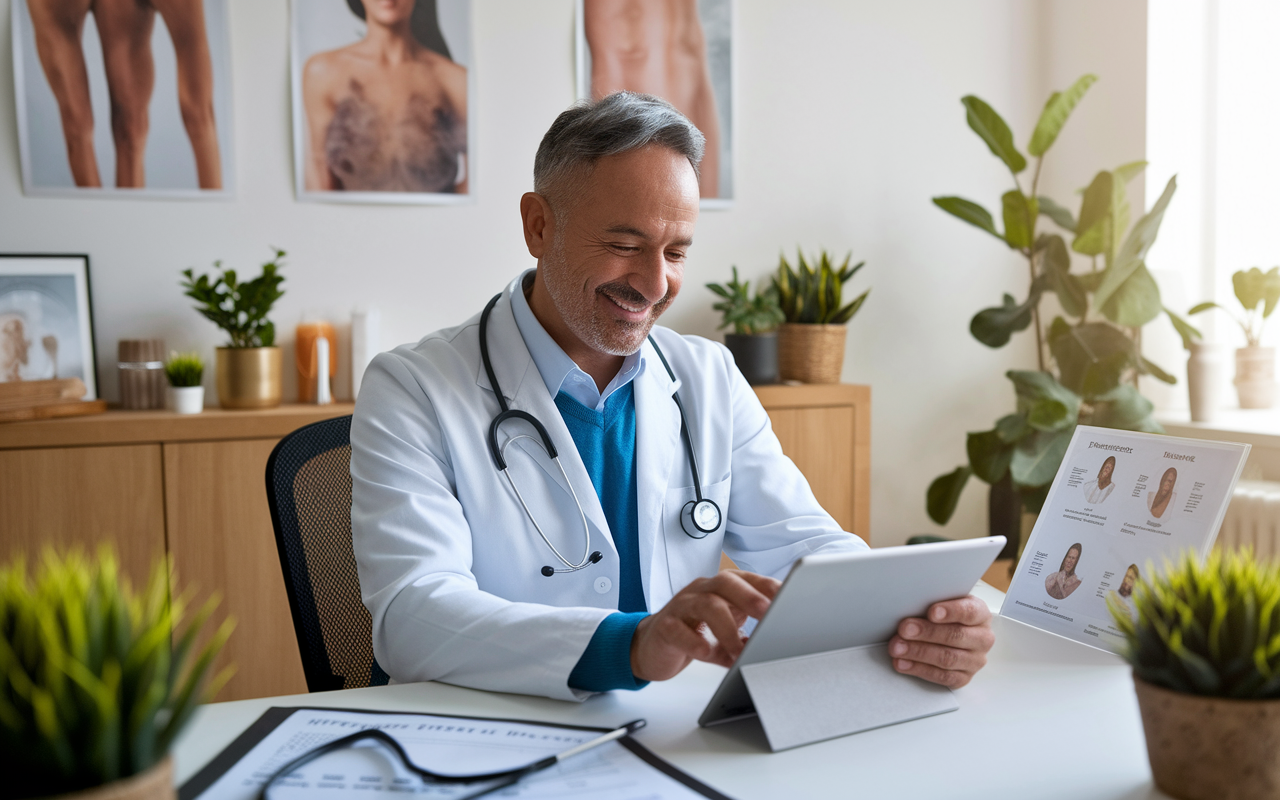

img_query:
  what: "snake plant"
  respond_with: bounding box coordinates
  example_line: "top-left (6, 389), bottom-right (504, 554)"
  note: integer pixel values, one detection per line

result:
top-left (772, 249), bottom-right (870, 325)
top-left (0, 549), bottom-right (233, 798)
top-left (1108, 548), bottom-right (1280, 698)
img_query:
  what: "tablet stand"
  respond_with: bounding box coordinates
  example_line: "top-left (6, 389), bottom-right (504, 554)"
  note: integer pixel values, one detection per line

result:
top-left (738, 642), bottom-right (959, 751)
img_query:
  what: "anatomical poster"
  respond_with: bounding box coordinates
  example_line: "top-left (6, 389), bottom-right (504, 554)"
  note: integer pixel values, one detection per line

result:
top-left (1001, 426), bottom-right (1249, 653)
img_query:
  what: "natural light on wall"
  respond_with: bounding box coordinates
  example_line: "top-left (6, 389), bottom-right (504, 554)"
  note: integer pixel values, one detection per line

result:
top-left (1146, 0), bottom-right (1280, 411)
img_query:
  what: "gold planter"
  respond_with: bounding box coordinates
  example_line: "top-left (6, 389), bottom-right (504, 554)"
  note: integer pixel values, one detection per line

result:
top-left (43, 756), bottom-right (173, 800)
top-left (777, 323), bottom-right (847, 383)
top-left (216, 347), bottom-right (282, 409)
top-left (1134, 676), bottom-right (1280, 800)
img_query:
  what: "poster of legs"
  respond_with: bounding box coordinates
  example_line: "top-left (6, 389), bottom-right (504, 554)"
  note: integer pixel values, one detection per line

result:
top-left (11, 0), bottom-right (233, 196)
top-left (1001, 426), bottom-right (1250, 653)
top-left (292, 0), bottom-right (473, 204)
top-left (576, 0), bottom-right (733, 206)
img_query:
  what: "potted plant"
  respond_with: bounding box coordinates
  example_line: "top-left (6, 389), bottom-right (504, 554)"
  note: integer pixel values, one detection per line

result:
top-left (0, 548), bottom-right (232, 800)
top-left (1188, 266), bottom-right (1280, 409)
top-left (771, 250), bottom-right (870, 384)
top-left (1108, 549), bottom-right (1280, 800)
top-left (165, 351), bottom-right (205, 415)
top-left (180, 248), bottom-right (286, 409)
top-left (925, 73), bottom-right (1195, 558)
top-left (706, 267), bottom-right (785, 385)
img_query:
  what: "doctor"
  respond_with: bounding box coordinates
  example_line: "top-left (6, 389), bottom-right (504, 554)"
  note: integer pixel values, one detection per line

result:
top-left (351, 92), bottom-right (994, 701)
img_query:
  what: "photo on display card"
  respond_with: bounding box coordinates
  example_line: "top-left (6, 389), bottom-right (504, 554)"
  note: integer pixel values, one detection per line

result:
top-left (575, 0), bottom-right (733, 206)
top-left (1000, 426), bottom-right (1250, 654)
top-left (0, 255), bottom-right (97, 400)
top-left (10, 0), bottom-right (233, 197)
top-left (291, 0), bottom-right (473, 204)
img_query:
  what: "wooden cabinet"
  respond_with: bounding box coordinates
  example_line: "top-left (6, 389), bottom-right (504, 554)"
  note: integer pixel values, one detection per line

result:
top-left (0, 385), bottom-right (869, 702)
top-left (0, 405), bottom-right (352, 702)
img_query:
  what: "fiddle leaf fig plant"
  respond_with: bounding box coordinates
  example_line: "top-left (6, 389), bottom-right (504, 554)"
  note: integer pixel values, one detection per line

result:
top-left (706, 267), bottom-right (784, 335)
top-left (180, 248), bottom-right (286, 348)
top-left (1188, 266), bottom-right (1280, 347)
top-left (772, 249), bottom-right (870, 325)
top-left (926, 74), bottom-right (1186, 535)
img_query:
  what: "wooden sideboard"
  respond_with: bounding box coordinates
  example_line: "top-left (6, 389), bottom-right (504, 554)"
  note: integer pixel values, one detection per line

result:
top-left (0, 384), bottom-right (869, 702)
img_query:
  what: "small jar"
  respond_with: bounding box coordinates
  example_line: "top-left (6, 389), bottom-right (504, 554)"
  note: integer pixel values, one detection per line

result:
top-left (118, 339), bottom-right (166, 410)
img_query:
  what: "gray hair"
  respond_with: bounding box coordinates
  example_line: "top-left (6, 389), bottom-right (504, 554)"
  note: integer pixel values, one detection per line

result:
top-left (533, 92), bottom-right (705, 212)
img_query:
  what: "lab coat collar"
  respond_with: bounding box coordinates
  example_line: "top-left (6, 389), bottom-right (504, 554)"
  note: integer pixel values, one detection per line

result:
top-left (634, 333), bottom-right (684, 610)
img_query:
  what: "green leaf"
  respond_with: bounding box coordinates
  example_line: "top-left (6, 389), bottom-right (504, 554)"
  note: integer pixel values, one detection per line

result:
top-left (1091, 384), bottom-right (1163, 432)
top-left (1139, 356), bottom-right (1177, 385)
top-left (961, 95), bottom-right (1027, 175)
top-left (1189, 301), bottom-right (1219, 316)
top-left (1010, 427), bottom-right (1074, 487)
top-left (1100, 262), bottom-right (1164, 327)
top-left (1027, 399), bottom-right (1072, 431)
top-left (967, 429), bottom-right (1013, 484)
top-left (1073, 171), bottom-right (1114, 257)
top-left (996, 413), bottom-right (1032, 444)
top-left (932, 196), bottom-right (1002, 240)
top-left (1037, 196), bottom-right (1078, 232)
top-left (1165, 307), bottom-right (1203, 350)
top-left (1002, 191), bottom-right (1037, 249)
top-left (971, 290), bottom-right (1040, 348)
top-left (927, 466), bottom-right (972, 525)
top-left (1233, 267), bottom-right (1280, 318)
top-left (1007, 369), bottom-right (1083, 421)
top-left (1113, 160), bottom-right (1149, 185)
top-left (1041, 234), bottom-right (1086, 317)
top-left (1028, 74), bottom-right (1098, 156)
top-left (1095, 176), bottom-right (1177, 312)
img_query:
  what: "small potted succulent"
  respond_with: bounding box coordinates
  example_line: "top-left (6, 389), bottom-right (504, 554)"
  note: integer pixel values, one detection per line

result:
top-left (706, 267), bottom-right (784, 385)
top-left (180, 248), bottom-right (286, 409)
top-left (772, 250), bottom-right (870, 384)
top-left (1189, 266), bottom-right (1280, 409)
top-left (1, 548), bottom-right (232, 800)
top-left (165, 351), bottom-right (205, 415)
top-left (1108, 548), bottom-right (1280, 800)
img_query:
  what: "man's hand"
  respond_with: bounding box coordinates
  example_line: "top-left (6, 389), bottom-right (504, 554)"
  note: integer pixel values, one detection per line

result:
top-left (889, 595), bottom-right (994, 688)
top-left (631, 570), bottom-right (779, 682)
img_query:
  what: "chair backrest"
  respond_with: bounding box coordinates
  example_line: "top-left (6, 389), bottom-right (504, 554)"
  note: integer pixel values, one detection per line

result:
top-left (265, 415), bottom-right (389, 691)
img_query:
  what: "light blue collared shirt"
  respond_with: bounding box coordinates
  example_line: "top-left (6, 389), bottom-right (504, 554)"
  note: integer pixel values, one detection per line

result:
top-left (510, 271), bottom-right (645, 411)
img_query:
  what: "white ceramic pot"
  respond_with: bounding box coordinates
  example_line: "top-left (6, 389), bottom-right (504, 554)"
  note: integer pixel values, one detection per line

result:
top-left (169, 386), bottom-right (205, 415)
top-left (1235, 346), bottom-right (1276, 409)
top-left (1187, 343), bottom-right (1228, 422)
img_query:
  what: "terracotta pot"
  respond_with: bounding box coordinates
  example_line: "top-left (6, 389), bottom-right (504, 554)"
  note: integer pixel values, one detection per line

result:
top-left (724, 332), bottom-right (779, 385)
top-left (1234, 345), bottom-right (1275, 409)
top-left (1133, 677), bottom-right (1280, 800)
top-left (216, 347), bottom-right (282, 409)
top-left (42, 757), bottom-right (174, 800)
top-left (777, 323), bottom-right (847, 384)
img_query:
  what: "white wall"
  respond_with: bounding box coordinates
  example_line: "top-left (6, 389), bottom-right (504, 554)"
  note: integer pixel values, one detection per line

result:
top-left (0, 0), bottom-right (1148, 546)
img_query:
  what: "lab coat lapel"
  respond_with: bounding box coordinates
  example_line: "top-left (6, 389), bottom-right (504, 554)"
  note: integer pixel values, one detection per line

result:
top-left (634, 339), bottom-right (683, 611)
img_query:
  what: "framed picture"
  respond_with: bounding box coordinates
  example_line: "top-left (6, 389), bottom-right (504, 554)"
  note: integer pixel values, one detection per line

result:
top-left (291, 0), bottom-right (474, 205)
top-left (575, 0), bottom-right (734, 208)
top-left (10, 0), bottom-right (234, 198)
top-left (0, 255), bottom-right (98, 400)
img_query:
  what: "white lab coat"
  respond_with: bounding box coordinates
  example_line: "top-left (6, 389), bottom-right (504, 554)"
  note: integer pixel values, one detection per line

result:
top-left (351, 276), bottom-right (866, 701)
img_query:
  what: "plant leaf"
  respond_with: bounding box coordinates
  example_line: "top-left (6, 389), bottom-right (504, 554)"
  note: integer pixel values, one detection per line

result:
top-left (1037, 196), bottom-right (1078, 232)
top-left (1073, 171), bottom-right (1114, 257)
top-left (1028, 74), bottom-right (1098, 156)
top-left (1041, 234), bottom-right (1086, 317)
top-left (1002, 191), bottom-right (1037, 249)
top-left (967, 429), bottom-right (1013, 484)
top-left (932, 197), bottom-right (1002, 240)
top-left (1090, 384), bottom-right (1163, 432)
top-left (927, 466), bottom-right (972, 525)
top-left (1100, 262), bottom-right (1164, 327)
top-left (1165, 307), bottom-right (1203, 350)
top-left (962, 95), bottom-right (1027, 175)
top-left (1010, 427), bottom-right (1074, 487)
top-left (1095, 176), bottom-right (1177, 312)
top-left (971, 290), bottom-right (1040, 348)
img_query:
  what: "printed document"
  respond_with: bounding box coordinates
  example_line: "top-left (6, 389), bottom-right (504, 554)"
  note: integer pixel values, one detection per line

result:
top-left (1000, 425), bottom-right (1249, 653)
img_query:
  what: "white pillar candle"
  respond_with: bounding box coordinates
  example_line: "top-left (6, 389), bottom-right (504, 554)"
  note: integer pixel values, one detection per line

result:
top-left (351, 307), bottom-right (380, 398)
top-left (316, 336), bottom-right (332, 405)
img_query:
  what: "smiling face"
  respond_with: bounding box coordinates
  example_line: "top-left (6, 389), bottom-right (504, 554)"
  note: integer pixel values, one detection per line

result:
top-left (527, 145), bottom-right (700, 364)
top-left (1160, 468), bottom-right (1178, 494)
top-left (1062, 546), bottom-right (1080, 574)
top-left (1099, 457), bottom-right (1115, 484)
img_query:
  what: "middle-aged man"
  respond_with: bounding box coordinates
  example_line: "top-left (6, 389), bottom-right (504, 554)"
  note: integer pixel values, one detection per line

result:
top-left (351, 92), bottom-right (994, 701)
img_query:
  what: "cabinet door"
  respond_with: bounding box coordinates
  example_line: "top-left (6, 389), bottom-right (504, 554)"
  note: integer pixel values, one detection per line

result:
top-left (0, 445), bottom-right (165, 585)
top-left (164, 439), bottom-right (308, 701)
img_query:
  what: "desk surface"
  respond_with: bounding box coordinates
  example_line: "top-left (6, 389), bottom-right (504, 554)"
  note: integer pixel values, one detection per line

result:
top-left (172, 584), bottom-right (1168, 799)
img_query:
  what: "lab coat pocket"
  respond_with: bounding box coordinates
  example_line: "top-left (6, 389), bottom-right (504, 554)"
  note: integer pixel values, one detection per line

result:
top-left (663, 477), bottom-right (731, 596)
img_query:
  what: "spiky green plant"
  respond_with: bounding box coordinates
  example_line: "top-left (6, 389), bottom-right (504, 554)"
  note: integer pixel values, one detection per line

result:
top-left (772, 250), bottom-right (870, 325)
top-left (706, 267), bottom-right (785, 335)
top-left (0, 549), bottom-right (233, 798)
top-left (164, 351), bottom-right (204, 388)
top-left (1108, 549), bottom-right (1280, 699)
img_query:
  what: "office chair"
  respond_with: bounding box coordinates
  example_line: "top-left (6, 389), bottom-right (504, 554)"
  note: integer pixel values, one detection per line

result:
top-left (265, 415), bottom-right (389, 691)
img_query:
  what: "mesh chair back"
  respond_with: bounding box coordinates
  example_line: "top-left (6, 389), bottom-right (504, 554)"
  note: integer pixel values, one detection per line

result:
top-left (265, 415), bottom-right (389, 691)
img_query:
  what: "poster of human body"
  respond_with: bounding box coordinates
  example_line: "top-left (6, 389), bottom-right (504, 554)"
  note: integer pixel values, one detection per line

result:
top-left (11, 0), bottom-right (233, 196)
top-left (292, 0), bottom-right (473, 204)
top-left (576, 0), bottom-right (733, 205)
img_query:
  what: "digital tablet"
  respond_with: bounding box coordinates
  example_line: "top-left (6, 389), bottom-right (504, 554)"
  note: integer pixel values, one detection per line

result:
top-left (698, 536), bottom-right (1006, 727)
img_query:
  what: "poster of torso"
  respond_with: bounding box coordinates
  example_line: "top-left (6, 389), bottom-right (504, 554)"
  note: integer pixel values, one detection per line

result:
top-left (1000, 425), bottom-right (1250, 653)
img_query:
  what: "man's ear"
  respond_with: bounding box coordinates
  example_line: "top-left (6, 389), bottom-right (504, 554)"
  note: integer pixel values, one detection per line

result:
top-left (520, 192), bottom-right (554, 258)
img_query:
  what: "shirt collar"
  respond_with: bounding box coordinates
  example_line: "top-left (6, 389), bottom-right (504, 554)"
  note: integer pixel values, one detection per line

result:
top-left (510, 270), bottom-right (644, 412)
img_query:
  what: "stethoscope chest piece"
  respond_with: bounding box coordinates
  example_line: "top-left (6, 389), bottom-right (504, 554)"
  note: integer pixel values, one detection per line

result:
top-left (681, 498), bottom-right (721, 539)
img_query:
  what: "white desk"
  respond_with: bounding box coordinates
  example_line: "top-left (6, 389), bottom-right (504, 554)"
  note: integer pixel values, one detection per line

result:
top-left (172, 584), bottom-right (1168, 799)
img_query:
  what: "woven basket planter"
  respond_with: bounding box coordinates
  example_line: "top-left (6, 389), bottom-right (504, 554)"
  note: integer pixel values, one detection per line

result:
top-left (777, 323), bottom-right (847, 384)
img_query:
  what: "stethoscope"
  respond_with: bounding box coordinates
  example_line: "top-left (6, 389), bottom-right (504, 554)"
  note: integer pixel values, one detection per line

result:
top-left (479, 293), bottom-right (722, 578)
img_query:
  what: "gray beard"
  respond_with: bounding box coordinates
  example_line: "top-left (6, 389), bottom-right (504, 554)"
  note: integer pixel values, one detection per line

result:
top-left (542, 235), bottom-right (665, 357)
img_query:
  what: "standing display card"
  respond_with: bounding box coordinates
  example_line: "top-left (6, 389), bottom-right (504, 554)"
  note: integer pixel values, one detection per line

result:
top-left (1000, 425), bottom-right (1249, 653)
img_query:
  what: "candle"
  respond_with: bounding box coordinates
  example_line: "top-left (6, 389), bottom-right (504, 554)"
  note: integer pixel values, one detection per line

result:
top-left (296, 319), bottom-right (336, 403)
top-left (315, 336), bottom-right (332, 405)
top-left (351, 307), bottom-right (380, 398)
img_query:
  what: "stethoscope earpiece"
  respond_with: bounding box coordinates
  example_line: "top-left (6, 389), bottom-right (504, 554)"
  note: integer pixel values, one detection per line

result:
top-left (541, 551), bottom-right (604, 577)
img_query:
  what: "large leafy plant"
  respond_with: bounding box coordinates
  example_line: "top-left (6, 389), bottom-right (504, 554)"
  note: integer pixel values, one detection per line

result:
top-left (180, 248), bottom-right (286, 348)
top-left (1190, 267), bottom-right (1280, 347)
top-left (1109, 549), bottom-right (1280, 698)
top-left (706, 267), bottom-right (785, 335)
top-left (772, 250), bottom-right (870, 325)
top-left (0, 549), bottom-right (232, 798)
top-left (927, 75), bottom-right (1193, 532)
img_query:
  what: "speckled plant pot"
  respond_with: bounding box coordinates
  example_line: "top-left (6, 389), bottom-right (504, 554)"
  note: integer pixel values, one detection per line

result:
top-left (1134, 677), bottom-right (1280, 800)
